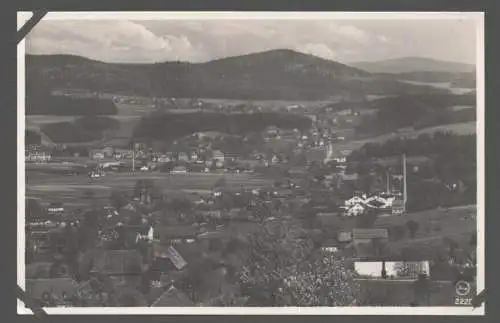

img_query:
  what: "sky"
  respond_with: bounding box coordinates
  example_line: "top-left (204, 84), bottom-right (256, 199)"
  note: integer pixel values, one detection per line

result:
top-left (25, 17), bottom-right (479, 65)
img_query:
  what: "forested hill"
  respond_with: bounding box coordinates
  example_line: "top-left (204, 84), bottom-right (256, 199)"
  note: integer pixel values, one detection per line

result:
top-left (26, 49), bottom-right (448, 101)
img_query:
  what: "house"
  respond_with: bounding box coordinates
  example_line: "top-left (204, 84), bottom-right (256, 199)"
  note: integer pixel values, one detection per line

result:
top-left (134, 142), bottom-right (147, 152)
top-left (352, 228), bottom-right (389, 240)
top-left (392, 199), bottom-right (406, 215)
top-left (25, 150), bottom-right (52, 163)
top-left (154, 225), bottom-right (199, 244)
top-left (121, 224), bottom-right (154, 245)
top-left (340, 172), bottom-right (359, 182)
top-left (265, 125), bottom-right (279, 136)
top-left (177, 152), bottom-right (189, 162)
top-left (354, 261), bottom-right (430, 279)
top-left (190, 151), bottom-right (199, 161)
top-left (345, 195), bottom-right (366, 207)
top-left (47, 202), bottom-right (64, 215)
top-left (156, 155), bottom-right (171, 163)
top-left (345, 203), bottom-right (366, 216)
top-left (337, 231), bottom-right (353, 243)
top-left (211, 150), bottom-right (225, 163)
top-left (102, 146), bottom-right (114, 157)
top-left (89, 249), bottom-right (145, 287)
top-left (25, 278), bottom-right (79, 307)
top-left (170, 166), bottom-right (188, 175)
top-left (150, 285), bottom-right (194, 307)
top-left (152, 244), bottom-right (188, 271)
top-left (351, 228), bottom-right (390, 259)
top-left (325, 145), bottom-right (351, 164)
top-left (321, 239), bottom-right (340, 253)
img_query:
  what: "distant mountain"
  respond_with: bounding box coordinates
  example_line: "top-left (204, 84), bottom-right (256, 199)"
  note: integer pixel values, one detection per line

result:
top-left (26, 50), bottom-right (448, 101)
top-left (377, 71), bottom-right (476, 89)
top-left (351, 57), bottom-right (475, 74)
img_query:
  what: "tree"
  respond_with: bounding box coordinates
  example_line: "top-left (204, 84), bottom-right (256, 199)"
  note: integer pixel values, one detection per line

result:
top-left (83, 189), bottom-right (95, 200)
top-left (355, 209), bottom-right (378, 228)
top-left (469, 233), bottom-right (477, 248)
top-left (443, 237), bottom-right (459, 260)
top-left (413, 274), bottom-right (432, 306)
top-left (388, 225), bottom-right (406, 241)
top-left (213, 177), bottom-right (227, 190)
top-left (371, 238), bottom-right (388, 258)
top-left (406, 220), bottom-right (420, 239)
top-left (109, 190), bottom-right (129, 209)
top-left (238, 220), bottom-right (359, 306)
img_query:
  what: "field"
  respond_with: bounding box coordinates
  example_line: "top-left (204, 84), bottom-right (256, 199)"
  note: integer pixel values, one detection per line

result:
top-left (328, 121), bottom-right (476, 153)
top-left (196, 98), bottom-right (340, 110)
top-left (26, 102), bottom-right (148, 147)
top-left (401, 80), bottom-right (474, 95)
top-left (319, 205), bottom-right (476, 259)
top-left (26, 170), bottom-right (273, 209)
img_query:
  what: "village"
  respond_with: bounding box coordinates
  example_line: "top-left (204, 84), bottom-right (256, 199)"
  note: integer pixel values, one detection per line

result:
top-left (24, 112), bottom-right (477, 307)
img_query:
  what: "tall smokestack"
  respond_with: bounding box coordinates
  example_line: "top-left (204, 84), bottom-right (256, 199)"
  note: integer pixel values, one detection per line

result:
top-left (403, 154), bottom-right (407, 212)
top-left (386, 170), bottom-right (390, 194)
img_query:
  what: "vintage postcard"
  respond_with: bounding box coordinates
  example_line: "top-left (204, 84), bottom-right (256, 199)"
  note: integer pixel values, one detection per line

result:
top-left (17, 11), bottom-right (484, 315)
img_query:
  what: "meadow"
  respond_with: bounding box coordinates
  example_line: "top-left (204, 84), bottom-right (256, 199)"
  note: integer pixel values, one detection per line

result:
top-left (328, 121), bottom-right (476, 153)
top-left (26, 170), bottom-right (272, 209)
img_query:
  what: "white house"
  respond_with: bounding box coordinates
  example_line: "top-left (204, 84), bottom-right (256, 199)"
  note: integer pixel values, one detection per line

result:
top-left (170, 166), bottom-right (187, 175)
top-left (345, 195), bottom-right (366, 207)
top-left (178, 152), bottom-right (189, 162)
top-left (345, 203), bottom-right (366, 216)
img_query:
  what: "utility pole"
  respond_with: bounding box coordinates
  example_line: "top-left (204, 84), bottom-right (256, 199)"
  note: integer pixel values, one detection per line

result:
top-left (132, 145), bottom-right (135, 174)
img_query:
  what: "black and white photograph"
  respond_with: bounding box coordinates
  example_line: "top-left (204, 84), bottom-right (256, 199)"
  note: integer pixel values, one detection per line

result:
top-left (17, 12), bottom-right (484, 315)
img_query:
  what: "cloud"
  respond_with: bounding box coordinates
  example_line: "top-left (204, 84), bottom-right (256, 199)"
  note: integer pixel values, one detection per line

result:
top-left (26, 18), bottom-right (478, 64)
top-left (377, 35), bottom-right (390, 43)
top-left (332, 24), bottom-right (371, 44)
top-left (298, 43), bottom-right (336, 60)
top-left (27, 20), bottom-right (199, 62)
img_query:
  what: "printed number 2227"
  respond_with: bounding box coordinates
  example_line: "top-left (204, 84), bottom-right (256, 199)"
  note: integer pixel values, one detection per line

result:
top-left (455, 297), bottom-right (472, 306)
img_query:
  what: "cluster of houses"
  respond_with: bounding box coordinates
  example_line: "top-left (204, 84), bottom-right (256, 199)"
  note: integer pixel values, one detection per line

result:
top-left (25, 145), bottom-right (52, 163)
top-left (339, 191), bottom-right (407, 216)
top-left (24, 180), bottom-right (289, 307)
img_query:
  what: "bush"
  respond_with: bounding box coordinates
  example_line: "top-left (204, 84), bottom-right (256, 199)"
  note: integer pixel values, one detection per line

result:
top-left (388, 225), bottom-right (406, 241)
top-left (406, 220), bottom-right (420, 239)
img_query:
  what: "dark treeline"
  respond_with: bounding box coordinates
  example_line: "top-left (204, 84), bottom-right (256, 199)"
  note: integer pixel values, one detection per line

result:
top-left (26, 130), bottom-right (42, 145)
top-left (26, 67), bottom-right (118, 116)
top-left (349, 132), bottom-right (476, 209)
top-left (323, 93), bottom-right (475, 112)
top-left (132, 112), bottom-right (312, 141)
top-left (349, 131), bottom-right (475, 161)
top-left (355, 94), bottom-right (476, 134)
top-left (40, 116), bottom-right (120, 143)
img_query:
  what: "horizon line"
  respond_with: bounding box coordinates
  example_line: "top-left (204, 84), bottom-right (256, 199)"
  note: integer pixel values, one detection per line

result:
top-left (25, 48), bottom-right (476, 67)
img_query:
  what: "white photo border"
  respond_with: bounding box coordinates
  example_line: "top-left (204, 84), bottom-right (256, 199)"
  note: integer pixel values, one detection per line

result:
top-left (17, 11), bottom-right (485, 316)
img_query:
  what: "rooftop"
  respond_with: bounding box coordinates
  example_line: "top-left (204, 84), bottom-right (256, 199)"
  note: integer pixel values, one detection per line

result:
top-left (151, 286), bottom-right (194, 307)
top-left (353, 228), bottom-right (389, 240)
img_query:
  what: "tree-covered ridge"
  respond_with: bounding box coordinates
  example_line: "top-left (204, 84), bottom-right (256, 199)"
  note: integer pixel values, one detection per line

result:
top-left (40, 116), bottom-right (120, 143)
top-left (132, 111), bottom-right (312, 142)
